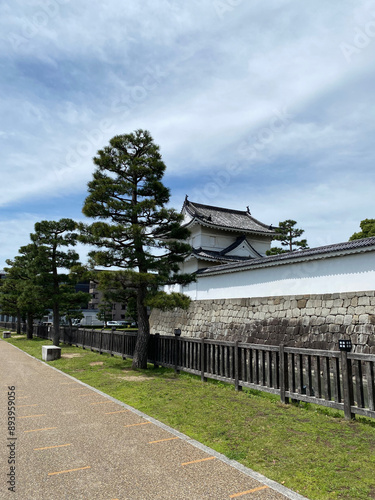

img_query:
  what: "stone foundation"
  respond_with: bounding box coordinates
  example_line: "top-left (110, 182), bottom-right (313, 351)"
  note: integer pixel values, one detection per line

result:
top-left (149, 291), bottom-right (375, 354)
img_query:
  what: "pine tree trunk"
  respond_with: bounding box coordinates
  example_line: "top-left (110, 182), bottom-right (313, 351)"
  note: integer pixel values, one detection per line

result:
top-left (17, 311), bottom-right (21, 335)
top-left (26, 313), bottom-right (33, 339)
top-left (132, 284), bottom-right (150, 369)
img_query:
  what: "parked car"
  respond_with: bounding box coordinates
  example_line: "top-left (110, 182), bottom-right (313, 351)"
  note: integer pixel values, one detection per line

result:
top-left (106, 320), bottom-right (136, 328)
top-left (106, 321), bottom-right (120, 327)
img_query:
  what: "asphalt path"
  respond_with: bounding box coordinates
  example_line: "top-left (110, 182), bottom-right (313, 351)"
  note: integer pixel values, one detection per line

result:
top-left (0, 339), bottom-right (309, 500)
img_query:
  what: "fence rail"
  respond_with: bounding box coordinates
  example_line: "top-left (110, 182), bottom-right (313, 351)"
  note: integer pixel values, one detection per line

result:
top-left (3, 323), bottom-right (374, 420)
top-left (0, 321), bottom-right (26, 333)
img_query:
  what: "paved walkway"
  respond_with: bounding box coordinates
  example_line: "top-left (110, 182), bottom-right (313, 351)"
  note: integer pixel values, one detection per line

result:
top-left (0, 340), bottom-right (308, 500)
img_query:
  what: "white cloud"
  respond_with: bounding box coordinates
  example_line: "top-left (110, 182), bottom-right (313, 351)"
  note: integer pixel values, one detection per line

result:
top-left (0, 0), bottom-right (374, 264)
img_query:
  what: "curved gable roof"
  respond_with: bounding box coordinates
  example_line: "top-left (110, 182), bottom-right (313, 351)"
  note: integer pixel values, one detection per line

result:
top-left (182, 199), bottom-right (275, 236)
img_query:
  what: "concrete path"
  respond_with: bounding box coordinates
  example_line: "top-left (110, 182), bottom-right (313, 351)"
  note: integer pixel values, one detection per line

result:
top-left (0, 340), bottom-right (308, 500)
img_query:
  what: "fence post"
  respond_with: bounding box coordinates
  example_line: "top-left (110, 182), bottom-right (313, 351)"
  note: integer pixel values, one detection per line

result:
top-left (154, 333), bottom-right (160, 368)
top-left (99, 330), bottom-right (103, 355)
top-left (341, 350), bottom-right (355, 420)
top-left (174, 329), bottom-right (181, 374)
top-left (234, 340), bottom-right (242, 391)
top-left (201, 338), bottom-right (207, 382)
top-left (91, 329), bottom-right (94, 351)
top-left (279, 344), bottom-right (289, 404)
top-left (122, 332), bottom-right (126, 360)
top-left (110, 328), bottom-right (114, 356)
top-left (82, 329), bottom-right (86, 350)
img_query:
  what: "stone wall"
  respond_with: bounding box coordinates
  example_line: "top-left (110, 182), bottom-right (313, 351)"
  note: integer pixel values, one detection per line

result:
top-left (149, 291), bottom-right (375, 354)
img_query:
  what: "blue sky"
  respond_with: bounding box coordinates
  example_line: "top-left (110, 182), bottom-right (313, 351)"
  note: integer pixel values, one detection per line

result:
top-left (1, 0), bottom-right (375, 268)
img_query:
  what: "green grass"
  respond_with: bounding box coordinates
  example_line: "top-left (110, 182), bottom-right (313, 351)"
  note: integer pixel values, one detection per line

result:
top-left (3, 333), bottom-right (375, 500)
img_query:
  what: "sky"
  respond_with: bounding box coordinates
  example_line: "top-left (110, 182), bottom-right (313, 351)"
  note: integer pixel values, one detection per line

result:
top-left (1, 0), bottom-right (375, 269)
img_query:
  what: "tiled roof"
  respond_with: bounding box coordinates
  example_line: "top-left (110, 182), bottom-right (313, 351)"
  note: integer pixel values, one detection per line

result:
top-left (183, 199), bottom-right (275, 235)
top-left (191, 236), bottom-right (264, 264)
top-left (196, 236), bottom-right (375, 276)
top-left (192, 248), bottom-right (253, 263)
top-left (220, 235), bottom-right (263, 257)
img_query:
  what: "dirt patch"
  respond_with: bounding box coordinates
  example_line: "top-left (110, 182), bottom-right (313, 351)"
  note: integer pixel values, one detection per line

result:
top-left (119, 376), bottom-right (150, 381)
top-left (90, 362), bottom-right (104, 366)
top-left (61, 353), bottom-right (83, 359)
top-left (107, 372), bottom-right (151, 381)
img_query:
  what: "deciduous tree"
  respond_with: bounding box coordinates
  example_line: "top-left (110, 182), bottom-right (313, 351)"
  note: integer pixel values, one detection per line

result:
top-left (1, 244), bottom-right (47, 338)
top-left (349, 219), bottom-right (375, 240)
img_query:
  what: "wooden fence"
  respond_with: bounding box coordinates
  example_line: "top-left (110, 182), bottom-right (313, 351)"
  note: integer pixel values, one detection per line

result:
top-left (8, 324), bottom-right (375, 420)
top-left (0, 321), bottom-right (26, 332)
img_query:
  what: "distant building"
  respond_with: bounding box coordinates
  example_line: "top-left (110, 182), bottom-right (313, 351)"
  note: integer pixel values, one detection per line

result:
top-left (89, 279), bottom-right (129, 322)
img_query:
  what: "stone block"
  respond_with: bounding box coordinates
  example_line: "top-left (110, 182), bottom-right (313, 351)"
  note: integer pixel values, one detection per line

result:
top-left (42, 345), bottom-right (61, 361)
top-left (329, 324), bottom-right (341, 333)
top-left (359, 314), bottom-right (369, 324)
top-left (2, 331), bottom-right (12, 338)
top-left (335, 315), bottom-right (344, 325)
top-left (358, 296), bottom-right (370, 306)
top-left (344, 315), bottom-right (353, 325)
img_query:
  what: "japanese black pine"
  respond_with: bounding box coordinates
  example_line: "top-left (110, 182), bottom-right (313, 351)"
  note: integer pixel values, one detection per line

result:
top-left (266, 219), bottom-right (308, 255)
top-left (80, 130), bottom-right (193, 369)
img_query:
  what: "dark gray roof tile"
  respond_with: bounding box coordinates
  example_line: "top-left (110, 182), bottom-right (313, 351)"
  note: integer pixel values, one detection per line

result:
top-left (183, 200), bottom-right (275, 235)
top-left (197, 237), bottom-right (375, 275)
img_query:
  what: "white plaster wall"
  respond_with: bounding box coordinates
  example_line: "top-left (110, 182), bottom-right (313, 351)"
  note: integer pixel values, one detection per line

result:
top-left (181, 252), bottom-right (375, 300)
top-left (250, 238), bottom-right (273, 256)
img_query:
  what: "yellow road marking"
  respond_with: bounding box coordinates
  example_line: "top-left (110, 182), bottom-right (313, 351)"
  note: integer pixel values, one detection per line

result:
top-left (17, 414), bottom-right (46, 419)
top-left (149, 437), bottom-right (179, 444)
top-left (181, 457), bottom-right (216, 466)
top-left (229, 485), bottom-right (269, 498)
top-left (104, 410), bottom-right (130, 415)
top-left (48, 466), bottom-right (91, 476)
top-left (24, 427), bottom-right (57, 433)
top-left (34, 444), bottom-right (72, 451)
top-left (78, 394), bottom-right (95, 397)
top-left (17, 404), bottom-right (39, 408)
top-left (90, 401), bottom-right (114, 405)
top-left (69, 387), bottom-right (87, 391)
top-left (60, 382), bottom-right (77, 385)
top-left (124, 422), bottom-right (152, 428)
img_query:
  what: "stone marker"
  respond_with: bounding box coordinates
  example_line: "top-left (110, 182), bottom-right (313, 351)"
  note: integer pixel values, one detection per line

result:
top-left (42, 345), bottom-right (61, 361)
top-left (2, 331), bottom-right (12, 339)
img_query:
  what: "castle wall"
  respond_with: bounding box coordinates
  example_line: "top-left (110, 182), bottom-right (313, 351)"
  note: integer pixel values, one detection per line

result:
top-left (149, 291), bottom-right (375, 353)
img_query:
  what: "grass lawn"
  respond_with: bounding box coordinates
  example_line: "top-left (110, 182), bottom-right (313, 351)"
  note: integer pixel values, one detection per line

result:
top-left (3, 333), bottom-right (375, 500)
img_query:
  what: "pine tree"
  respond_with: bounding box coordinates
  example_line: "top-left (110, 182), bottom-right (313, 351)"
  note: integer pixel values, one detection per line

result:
top-left (80, 129), bottom-right (194, 369)
top-left (30, 219), bottom-right (81, 345)
top-left (266, 219), bottom-right (308, 255)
